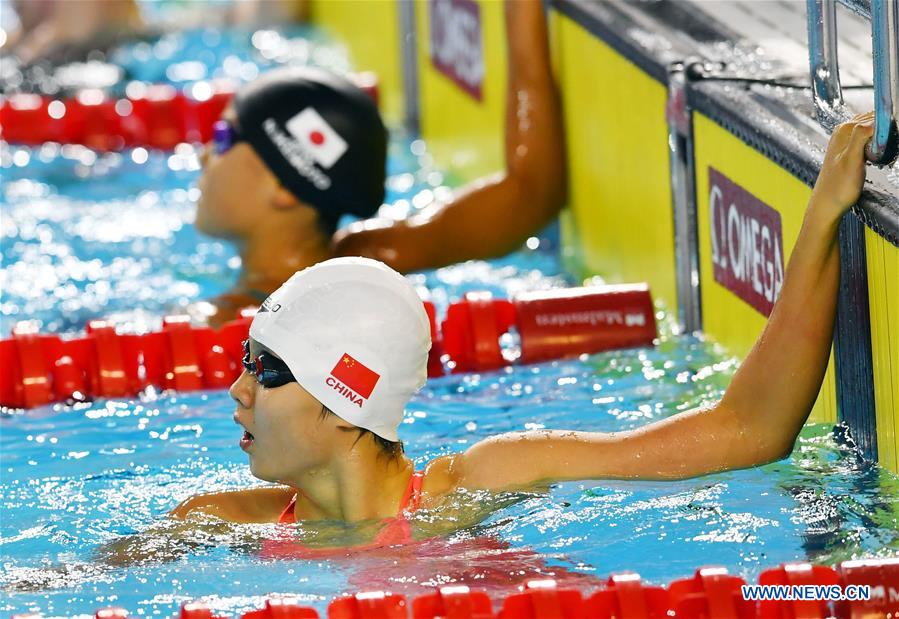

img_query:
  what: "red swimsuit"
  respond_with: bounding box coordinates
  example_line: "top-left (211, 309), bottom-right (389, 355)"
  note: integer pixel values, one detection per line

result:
top-left (260, 472), bottom-right (425, 558)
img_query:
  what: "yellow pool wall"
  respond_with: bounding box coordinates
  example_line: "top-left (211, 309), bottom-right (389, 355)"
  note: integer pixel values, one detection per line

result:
top-left (308, 0), bottom-right (404, 125)
top-left (414, 0), bottom-right (507, 183)
top-left (867, 229), bottom-right (899, 472)
top-left (551, 12), bottom-right (678, 315)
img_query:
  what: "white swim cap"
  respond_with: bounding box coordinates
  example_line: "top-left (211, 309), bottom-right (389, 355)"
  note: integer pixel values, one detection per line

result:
top-left (248, 257), bottom-right (431, 442)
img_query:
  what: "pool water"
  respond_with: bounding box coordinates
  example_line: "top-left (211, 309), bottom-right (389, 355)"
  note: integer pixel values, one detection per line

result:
top-left (0, 132), bottom-right (467, 335)
top-left (3, 339), bottom-right (899, 617)
top-left (2, 22), bottom-right (899, 619)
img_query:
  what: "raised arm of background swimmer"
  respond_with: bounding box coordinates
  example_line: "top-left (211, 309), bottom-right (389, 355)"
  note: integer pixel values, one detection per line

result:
top-left (433, 113), bottom-right (876, 491)
top-left (332, 0), bottom-right (566, 273)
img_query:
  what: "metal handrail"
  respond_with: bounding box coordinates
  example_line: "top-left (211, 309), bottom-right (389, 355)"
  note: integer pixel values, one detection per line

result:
top-left (807, 0), bottom-right (898, 165)
top-left (869, 0), bottom-right (898, 162)
top-left (808, 0), bottom-right (843, 121)
top-left (839, 0), bottom-right (872, 18)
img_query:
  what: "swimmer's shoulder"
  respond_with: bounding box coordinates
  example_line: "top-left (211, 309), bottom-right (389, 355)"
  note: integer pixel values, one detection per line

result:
top-left (170, 485), bottom-right (295, 523)
top-left (420, 454), bottom-right (466, 502)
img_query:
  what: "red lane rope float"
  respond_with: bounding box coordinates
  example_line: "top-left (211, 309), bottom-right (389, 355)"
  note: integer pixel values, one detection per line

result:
top-left (0, 85), bottom-right (233, 150)
top-left (497, 579), bottom-right (585, 618)
top-left (585, 573), bottom-right (669, 618)
top-left (0, 284), bottom-right (657, 409)
top-left (836, 558), bottom-right (899, 618)
top-left (757, 562), bottom-right (839, 618)
top-left (237, 599), bottom-right (316, 619)
top-left (440, 284), bottom-right (658, 373)
top-left (667, 567), bottom-right (756, 618)
top-left (329, 592), bottom-right (408, 618)
top-left (0, 300), bottom-right (440, 409)
top-left (10, 559), bottom-right (899, 619)
top-left (0, 73), bottom-right (380, 151)
top-left (411, 585), bottom-right (493, 619)
top-left (0, 312), bottom-right (252, 409)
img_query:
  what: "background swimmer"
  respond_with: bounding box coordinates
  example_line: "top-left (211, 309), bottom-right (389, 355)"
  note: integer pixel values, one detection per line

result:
top-left (2, 0), bottom-right (144, 65)
top-left (147, 113), bottom-right (874, 553)
top-left (193, 66), bottom-right (387, 326)
top-left (193, 0), bottom-right (564, 326)
top-left (1, 0), bottom-right (307, 66)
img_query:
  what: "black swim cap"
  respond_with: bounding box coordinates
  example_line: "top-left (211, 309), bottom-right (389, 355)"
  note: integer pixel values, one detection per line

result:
top-left (232, 66), bottom-right (387, 222)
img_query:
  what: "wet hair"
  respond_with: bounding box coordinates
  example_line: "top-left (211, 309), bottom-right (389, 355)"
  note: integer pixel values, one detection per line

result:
top-left (319, 405), bottom-right (404, 460)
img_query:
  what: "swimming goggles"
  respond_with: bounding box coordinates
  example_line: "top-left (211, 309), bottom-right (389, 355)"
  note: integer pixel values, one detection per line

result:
top-left (212, 120), bottom-right (244, 155)
top-left (241, 339), bottom-right (296, 388)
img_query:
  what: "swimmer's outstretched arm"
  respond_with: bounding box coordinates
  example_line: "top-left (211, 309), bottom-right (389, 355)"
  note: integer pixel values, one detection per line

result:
top-left (443, 113), bottom-right (875, 490)
top-left (333, 0), bottom-right (566, 273)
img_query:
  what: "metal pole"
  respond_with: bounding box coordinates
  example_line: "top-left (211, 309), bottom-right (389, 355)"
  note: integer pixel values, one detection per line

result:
top-left (667, 65), bottom-right (702, 335)
top-left (399, 0), bottom-right (420, 135)
top-left (838, 0), bottom-right (872, 18)
top-left (807, 0), bottom-right (844, 125)
top-left (867, 0), bottom-right (899, 164)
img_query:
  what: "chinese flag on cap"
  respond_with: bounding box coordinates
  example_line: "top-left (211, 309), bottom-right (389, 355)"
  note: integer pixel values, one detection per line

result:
top-left (285, 107), bottom-right (349, 169)
top-left (330, 353), bottom-right (380, 399)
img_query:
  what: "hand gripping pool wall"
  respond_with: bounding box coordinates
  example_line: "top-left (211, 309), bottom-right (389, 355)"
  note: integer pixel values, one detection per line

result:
top-left (539, 0), bottom-right (898, 469)
top-left (691, 115), bottom-right (839, 427)
top-left (687, 83), bottom-right (899, 472)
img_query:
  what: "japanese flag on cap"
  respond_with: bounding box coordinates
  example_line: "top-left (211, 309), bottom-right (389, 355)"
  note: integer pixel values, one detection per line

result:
top-left (249, 258), bottom-right (431, 442)
top-left (232, 66), bottom-right (387, 221)
top-left (286, 107), bottom-right (348, 169)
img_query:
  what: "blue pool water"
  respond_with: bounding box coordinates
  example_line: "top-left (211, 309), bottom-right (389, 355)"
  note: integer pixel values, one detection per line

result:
top-left (0, 132), bottom-right (464, 335)
top-left (3, 333), bottom-right (899, 617)
top-left (3, 22), bottom-right (899, 619)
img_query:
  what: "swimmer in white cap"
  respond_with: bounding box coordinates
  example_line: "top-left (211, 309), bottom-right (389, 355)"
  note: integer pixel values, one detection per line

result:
top-left (172, 114), bottom-right (874, 542)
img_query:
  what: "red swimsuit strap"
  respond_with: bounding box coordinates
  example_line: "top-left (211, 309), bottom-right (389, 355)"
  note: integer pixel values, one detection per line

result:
top-left (277, 494), bottom-right (298, 524)
top-left (276, 471), bottom-right (424, 525)
top-left (397, 471), bottom-right (425, 514)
